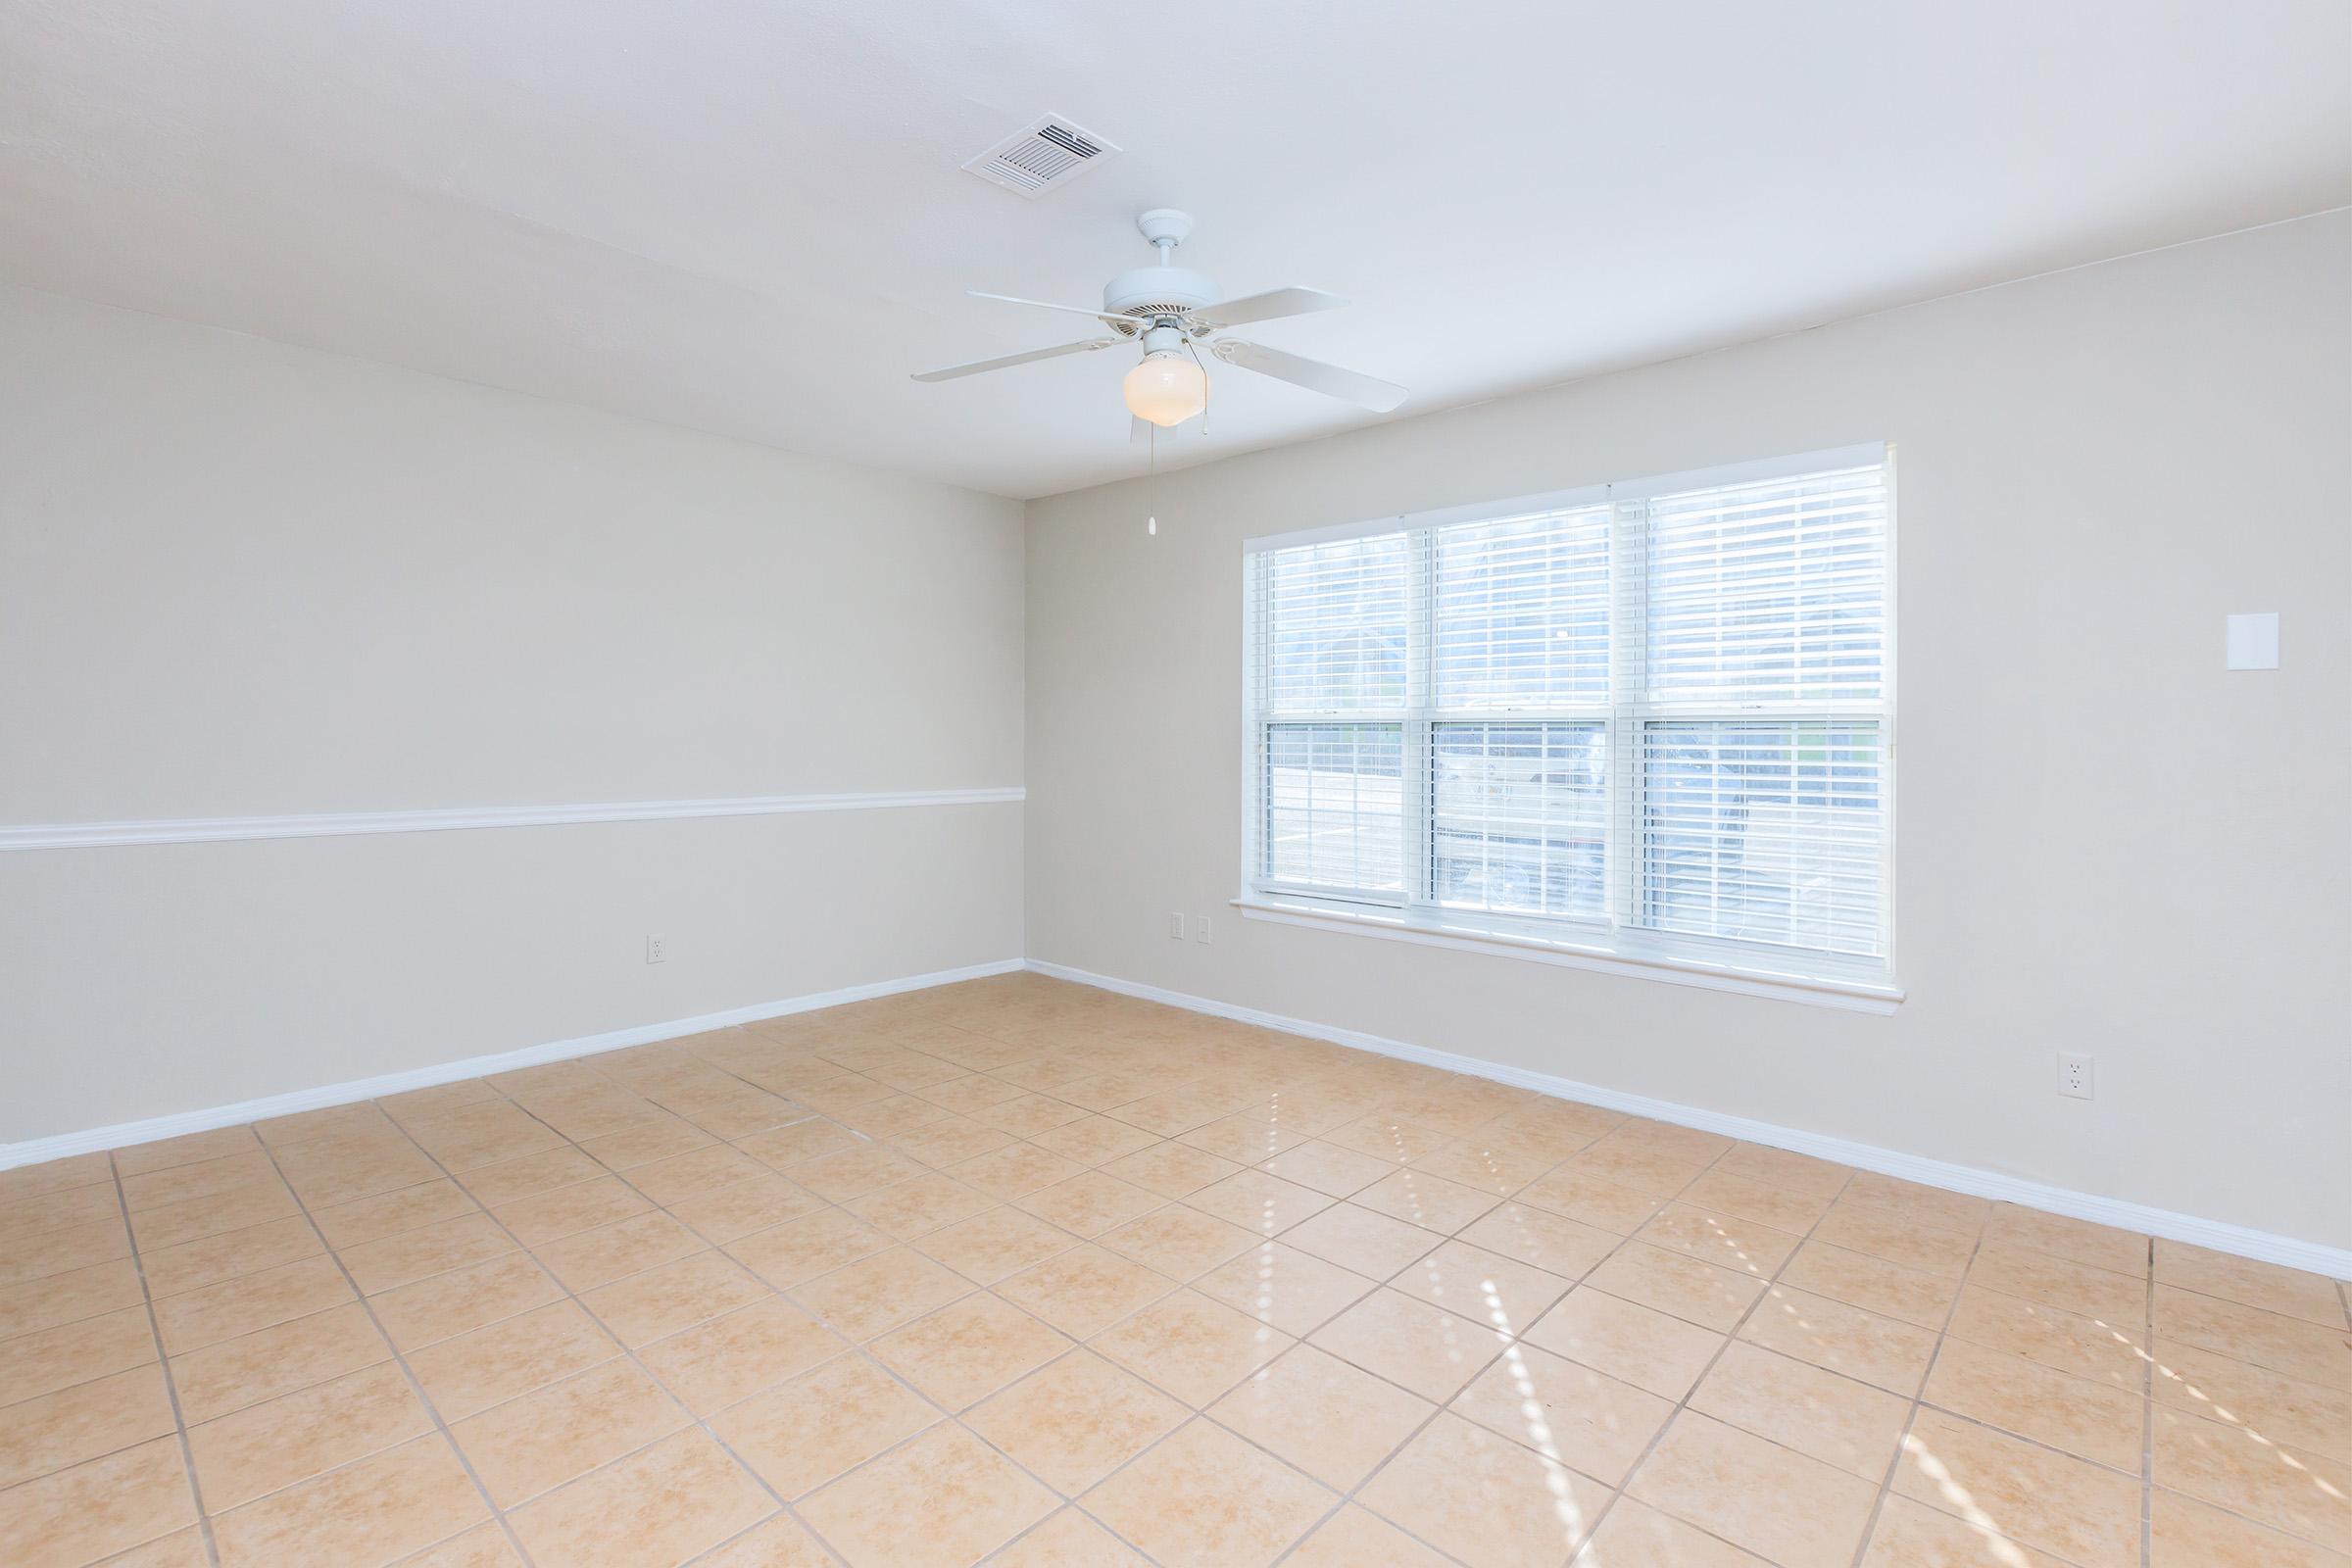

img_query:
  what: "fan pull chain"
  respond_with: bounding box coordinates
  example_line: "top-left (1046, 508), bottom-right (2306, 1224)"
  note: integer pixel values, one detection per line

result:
top-left (1147, 421), bottom-right (1157, 536)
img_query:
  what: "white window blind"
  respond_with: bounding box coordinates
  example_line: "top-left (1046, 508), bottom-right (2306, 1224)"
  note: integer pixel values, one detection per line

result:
top-left (1244, 448), bottom-right (1893, 990)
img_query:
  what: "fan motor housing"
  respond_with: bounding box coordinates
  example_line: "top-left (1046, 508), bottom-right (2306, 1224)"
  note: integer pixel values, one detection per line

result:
top-left (1103, 265), bottom-right (1216, 333)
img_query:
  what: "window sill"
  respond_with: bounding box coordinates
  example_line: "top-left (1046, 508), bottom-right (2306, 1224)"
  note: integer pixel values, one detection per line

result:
top-left (1230, 896), bottom-right (1905, 1014)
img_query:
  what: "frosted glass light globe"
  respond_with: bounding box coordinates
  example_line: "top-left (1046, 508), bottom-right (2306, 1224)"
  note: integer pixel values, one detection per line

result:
top-left (1123, 351), bottom-right (1206, 427)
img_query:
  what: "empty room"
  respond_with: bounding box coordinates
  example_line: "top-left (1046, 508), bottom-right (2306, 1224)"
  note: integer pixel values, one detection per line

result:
top-left (2, 4), bottom-right (2347, 1566)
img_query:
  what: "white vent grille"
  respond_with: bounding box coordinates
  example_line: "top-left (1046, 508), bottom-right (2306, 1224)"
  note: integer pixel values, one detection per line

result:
top-left (964, 116), bottom-right (1120, 198)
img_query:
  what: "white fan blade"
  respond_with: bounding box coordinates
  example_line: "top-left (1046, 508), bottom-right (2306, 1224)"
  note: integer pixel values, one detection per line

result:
top-left (1185, 286), bottom-right (1348, 331)
top-left (1215, 340), bottom-right (1406, 413)
top-left (968, 290), bottom-right (1139, 329)
top-left (911, 339), bottom-right (1113, 382)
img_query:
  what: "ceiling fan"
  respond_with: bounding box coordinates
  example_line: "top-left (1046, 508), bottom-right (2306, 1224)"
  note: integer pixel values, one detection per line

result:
top-left (911, 209), bottom-right (1407, 434)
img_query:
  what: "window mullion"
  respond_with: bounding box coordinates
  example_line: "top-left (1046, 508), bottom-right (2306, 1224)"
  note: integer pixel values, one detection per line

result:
top-left (1404, 527), bottom-right (1435, 911)
top-left (1609, 491), bottom-right (1646, 935)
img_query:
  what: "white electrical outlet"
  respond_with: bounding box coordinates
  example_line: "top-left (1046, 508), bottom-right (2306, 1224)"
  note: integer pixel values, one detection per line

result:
top-left (646, 934), bottom-right (666, 965)
top-left (1196, 915), bottom-right (1212, 945)
top-left (1169, 912), bottom-right (1187, 940)
top-left (2058, 1051), bottom-right (2093, 1100)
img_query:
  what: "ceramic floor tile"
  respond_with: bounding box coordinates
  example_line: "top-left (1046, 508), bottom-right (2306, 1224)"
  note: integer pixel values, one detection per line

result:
top-left (910, 1205), bottom-right (1078, 1284)
top-left (1097, 1141), bottom-right (1245, 1201)
top-left (1860, 1494), bottom-right (2074, 1567)
top-left (1183, 1168), bottom-right (1335, 1236)
top-left (0, 1361), bottom-right (175, 1491)
top-left (868, 1292), bottom-right (1069, 1410)
top-left (1679, 1167), bottom-right (1839, 1234)
top-left (2148, 1485), bottom-right (2352, 1568)
top-left (2, 1435), bottom-right (198, 1568)
top-left (150, 1253), bottom-right (355, 1355)
top-left (338, 1211), bottom-right (519, 1294)
top-left (1522, 1285), bottom-right (1727, 1399)
top-left (1740, 1282), bottom-right (1941, 1396)
top-left (167, 1299), bottom-right (390, 1423)
top-left (2154, 1239), bottom-right (2349, 1328)
top-left (1009, 1171), bottom-right (1164, 1237)
top-left (1814, 1199), bottom-right (1981, 1277)
top-left (2154, 1402), bottom-right (2352, 1547)
top-left (1585, 1240), bottom-right (1766, 1332)
top-left (708, 1353), bottom-right (936, 1499)
top-left (725, 1207), bottom-right (895, 1288)
top-left (208, 1434), bottom-right (488, 1568)
top-left (578, 1249), bottom-right (770, 1348)
top-left (1281, 1201), bottom-right (1447, 1279)
top-left (1097, 1204), bottom-right (1260, 1279)
top-left (1259, 1140), bottom-right (1396, 1198)
top-left (1942, 1284), bottom-right (2150, 1391)
top-left (989, 1508), bottom-right (1153, 1568)
top-left (1287, 1504), bottom-right (1457, 1568)
top-left (404, 1298), bottom-right (618, 1421)
top-left (1629, 1409), bottom-right (1881, 1568)
top-left (949, 1142), bottom-right (1088, 1200)
top-left (1190, 1240), bottom-right (1378, 1337)
top-left (2152, 1333), bottom-right (2352, 1462)
top-left (995, 1245), bottom-right (1181, 1338)
top-left (1690, 1340), bottom-right (1914, 1479)
top-left (1454, 1200), bottom-right (1622, 1282)
top-left (531, 1209), bottom-right (704, 1293)
top-left (485, 1177), bottom-right (652, 1249)
top-left (1922, 1335), bottom-right (2148, 1471)
top-left (1450, 1339), bottom-right (1675, 1485)
top-left (667, 1172), bottom-right (824, 1244)
top-left (1783, 1240), bottom-right (1963, 1330)
top-left (1025, 1109), bottom-right (1161, 1170)
top-left (1389, 1237), bottom-right (1574, 1337)
top-left (505, 1429), bottom-right (773, 1568)
top-left (449, 1358), bottom-right (689, 1507)
top-left (1358, 1409), bottom-right (1612, 1568)
top-left (1093, 1288), bottom-right (1295, 1405)
top-left (1890, 1407), bottom-right (2143, 1568)
top-left (1207, 1343), bottom-right (1434, 1490)
top-left (309, 1181), bottom-right (478, 1250)
top-left (792, 1246), bottom-right (971, 1340)
top-left (1576, 1497), bottom-right (1774, 1566)
top-left (1081, 1417), bottom-right (1334, 1568)
top-left (0, 1258), bottom-right (145, 1342)
top-left (2155, 1283), bottom-right (2352, 1392)
top-left (367, 1251), bottom-right (563, 1352)
top-left (186, 1358), bottom-right (433, 1511)
top-left (637, 1296), bottom-right (842, 1414)
top-left (965, 1347), bottom-right (1189, 1492)
top-left (797, 1422), bottom-right (1055, 1568)
top-left (44, 979), bottom-right (2352, 1568)
top-left (0, 1304), bottom-right (158, 1404)
top-left (1308, 1285), bottom-right (1511, 1403)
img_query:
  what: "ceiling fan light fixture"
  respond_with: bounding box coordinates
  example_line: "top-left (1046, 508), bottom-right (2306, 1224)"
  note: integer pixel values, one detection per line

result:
top-left (1124, 349), bottom-right (1206, 427)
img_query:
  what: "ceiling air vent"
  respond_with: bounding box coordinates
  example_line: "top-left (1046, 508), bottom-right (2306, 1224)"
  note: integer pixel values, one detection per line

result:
top-left (964, 116), bottom-right (1120, 198)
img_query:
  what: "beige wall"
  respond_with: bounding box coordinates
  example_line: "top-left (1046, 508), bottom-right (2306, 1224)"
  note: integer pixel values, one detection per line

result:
top-left (1025, 212), bottom-right (2352, 1250)
top-left (0, 285), bottom-right (1026, 1143)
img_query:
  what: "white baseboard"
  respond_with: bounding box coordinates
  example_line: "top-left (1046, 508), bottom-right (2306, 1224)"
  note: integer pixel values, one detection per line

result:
top-left (1027, 959), bottom-right (2352, 1281)
top-left (0, 959), bottom-right (1024, 1172)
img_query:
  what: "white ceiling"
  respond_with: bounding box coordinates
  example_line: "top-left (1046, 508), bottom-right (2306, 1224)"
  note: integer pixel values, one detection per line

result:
top-left (5, 2), bottom-right (2348, 499)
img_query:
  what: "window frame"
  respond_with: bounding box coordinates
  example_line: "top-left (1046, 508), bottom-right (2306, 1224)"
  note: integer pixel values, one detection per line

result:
top-left (1239, 443), bottom-right (1899, 1009)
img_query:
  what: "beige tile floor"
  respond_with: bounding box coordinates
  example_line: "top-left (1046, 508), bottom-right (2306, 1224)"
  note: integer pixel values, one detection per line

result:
top-left (3, 972), bottom-right (2348, 1567)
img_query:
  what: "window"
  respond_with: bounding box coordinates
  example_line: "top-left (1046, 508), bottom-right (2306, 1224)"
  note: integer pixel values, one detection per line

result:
top-left (1242, 447), bottom-right (1894, 1001)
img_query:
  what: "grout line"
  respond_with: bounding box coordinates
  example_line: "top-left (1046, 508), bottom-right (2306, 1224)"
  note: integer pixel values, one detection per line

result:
top-left (104, 1153), bottom-right (226, 1568)
top-left (247, 1136), bottom-right (543, 1568)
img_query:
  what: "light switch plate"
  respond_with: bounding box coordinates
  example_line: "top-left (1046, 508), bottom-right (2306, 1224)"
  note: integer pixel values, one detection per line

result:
top-left (2227, 612), bottom-right (2279, 670)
